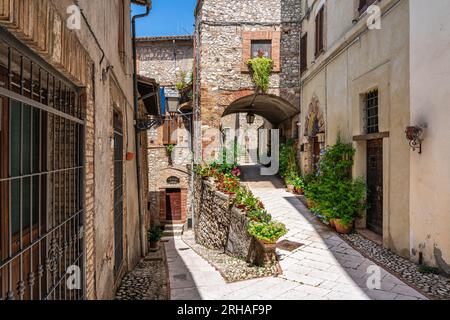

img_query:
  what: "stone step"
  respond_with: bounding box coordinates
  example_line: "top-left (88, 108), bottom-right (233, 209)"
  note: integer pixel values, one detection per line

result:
top-left (163, 224), bottom-right (184, 236)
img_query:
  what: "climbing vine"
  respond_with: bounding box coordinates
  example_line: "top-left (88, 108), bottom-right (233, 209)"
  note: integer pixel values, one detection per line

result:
top-left (247, 57), bottom-right (273, 93)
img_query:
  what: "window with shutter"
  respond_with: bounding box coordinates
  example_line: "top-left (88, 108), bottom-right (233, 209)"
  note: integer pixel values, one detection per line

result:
top-left (315, 7), bottom-right (324, 58)
top-left (163, 117), bottom-right (178, 145)
top-left (300, 33), bottom-right (308, 75)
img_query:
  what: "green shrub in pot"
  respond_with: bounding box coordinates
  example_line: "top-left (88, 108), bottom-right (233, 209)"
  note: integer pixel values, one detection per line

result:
top-left (148, 226), bottom-right (164, 248)
top-left (248, 221), bottom-right (288, 244)
top-left (247, 209), bottom-right (272, 224)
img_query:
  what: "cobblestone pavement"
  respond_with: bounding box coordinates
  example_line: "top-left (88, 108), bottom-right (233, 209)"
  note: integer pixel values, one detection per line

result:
top-left (116, 246), bottom-right (169, 300)
top-left (166, 165), bottom-right (428, 300)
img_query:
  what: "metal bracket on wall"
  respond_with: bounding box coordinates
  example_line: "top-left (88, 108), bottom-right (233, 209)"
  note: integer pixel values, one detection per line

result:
top-left (135, 116), bottom-right (164, 132)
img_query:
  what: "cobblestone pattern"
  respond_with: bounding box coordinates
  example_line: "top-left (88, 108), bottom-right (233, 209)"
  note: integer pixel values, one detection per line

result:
top-left (184, 231), bottom-right (280, 283)
top-left (342, 233), bottom-right (450, 300)
top-left (115, 248), bottom-right (169, 300)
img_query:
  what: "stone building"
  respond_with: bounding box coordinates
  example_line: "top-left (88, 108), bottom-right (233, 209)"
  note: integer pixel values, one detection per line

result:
top-left (137, 36), bottom-right (194, 233)
top-left (0, 0), bottom-right (151, 300)
top-left (298, 0), bottom-right (450, 272)
top-left (193, 0), bottom-right (303, 163)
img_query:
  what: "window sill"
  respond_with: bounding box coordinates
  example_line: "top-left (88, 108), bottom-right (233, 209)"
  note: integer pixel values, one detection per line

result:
top-left (353, 131), bottom-right (389, 141)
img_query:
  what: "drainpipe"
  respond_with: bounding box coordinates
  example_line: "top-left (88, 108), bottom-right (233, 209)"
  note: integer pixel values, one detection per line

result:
top-left (132, 0), bottom-right (151, 257)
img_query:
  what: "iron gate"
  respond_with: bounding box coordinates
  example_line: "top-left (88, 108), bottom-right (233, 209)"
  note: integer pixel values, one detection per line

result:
top-left (0, 32), bottom-right (86, 300)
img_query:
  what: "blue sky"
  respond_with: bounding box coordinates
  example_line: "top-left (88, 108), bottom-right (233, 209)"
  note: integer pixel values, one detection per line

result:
top-left (132, 0), bottom-right (197, 37)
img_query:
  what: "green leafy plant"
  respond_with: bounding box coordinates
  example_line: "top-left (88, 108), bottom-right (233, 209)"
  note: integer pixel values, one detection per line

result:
top-left (248, 221), bottom-right (288, 244)
top-left (175, 70), bottom-right (193, 91)
top-left (286, 174), bottom-right (305, 194)
top-left (279, 140), bottom-right (299, 179)
top-left (418, 265), bottom-right (441, 275)
top-left (304, 137), bottom-right (367, 227)
top-left (165, 144), bottom-right (175, 154)
top-left (217, 173), bottom-right (241, 195)
top-left (148, 226), bottom-right (164, 243)
top-left (247, 57), bottom-right (273, 93)
top-left (233, 187), bottom-right (264, 212)
top-left (247, 209), bottom-right (272, 224)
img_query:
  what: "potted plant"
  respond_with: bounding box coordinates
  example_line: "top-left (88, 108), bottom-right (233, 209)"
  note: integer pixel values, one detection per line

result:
top-left (328, 218), bottom-right (337, 229)
top-left (334, 219), bottom-right (353, 234)
top-left (247, 209), bottom-right (272, 224)
top-left (148, 226), bottom-right (164, 250)
top-left (292, 176), bottom-right (305, 195)
top-left (248, 221), bottom-right (288, 248)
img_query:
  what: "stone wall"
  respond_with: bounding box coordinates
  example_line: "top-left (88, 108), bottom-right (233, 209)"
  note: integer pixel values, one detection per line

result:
top-left (194, 178), bottom-right (274, 265)
top-left (138, 37), bottom-right (194, 229)
top-left (137, 36), bottom-right (194, 87)
top-left (0, 0), bottom-right (145, 299)
top-left (194, 0), bottom-right (302, 159)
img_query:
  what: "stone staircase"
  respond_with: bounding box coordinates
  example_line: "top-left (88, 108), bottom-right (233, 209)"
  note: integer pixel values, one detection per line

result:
top-left (163, 223), bottom-right (184, 237)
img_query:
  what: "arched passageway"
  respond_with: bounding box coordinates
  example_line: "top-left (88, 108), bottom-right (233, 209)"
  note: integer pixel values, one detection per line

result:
top-left (222, 93), bottom-right (299, 126)
top-left (220, 93), bottom-right (299, 166)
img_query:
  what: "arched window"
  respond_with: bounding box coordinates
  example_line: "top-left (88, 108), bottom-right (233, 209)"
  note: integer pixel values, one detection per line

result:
top-left (167, 176), bottom-right (180, 185)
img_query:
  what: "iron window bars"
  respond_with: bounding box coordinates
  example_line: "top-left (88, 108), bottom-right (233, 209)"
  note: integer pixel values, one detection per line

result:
top-left (0, 32), bottom-right (86, 300)
top-left (366, 90), bottom-right (379, 134)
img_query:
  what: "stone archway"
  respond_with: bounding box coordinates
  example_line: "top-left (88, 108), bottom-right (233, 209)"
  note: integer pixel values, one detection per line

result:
top-left (303, 95), bottom-right (326, 174)
top-left (219, 93), bottom-right (299, 166)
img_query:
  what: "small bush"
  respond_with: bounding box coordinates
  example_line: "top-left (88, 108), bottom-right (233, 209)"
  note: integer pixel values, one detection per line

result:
top-left (148, 226), bottom-right (164, 243)
top-left (418, 265), bottom-right (441, 275)
top-left (248, 221), bottom-right (288, 244)
top-left (304, 138), bottom-right (367, 227)
top-left (247, 57), bottom-right (273, 93)
top-left (247, 209), bottom-right (272, 224)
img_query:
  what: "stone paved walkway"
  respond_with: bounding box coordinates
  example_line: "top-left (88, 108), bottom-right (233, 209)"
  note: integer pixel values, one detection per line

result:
top-left (166, 166), bottom-right (427, 300)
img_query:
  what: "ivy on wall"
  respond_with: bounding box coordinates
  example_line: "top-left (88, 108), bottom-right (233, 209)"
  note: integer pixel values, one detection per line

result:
top-left (247, 57), bottom-right (273, 93)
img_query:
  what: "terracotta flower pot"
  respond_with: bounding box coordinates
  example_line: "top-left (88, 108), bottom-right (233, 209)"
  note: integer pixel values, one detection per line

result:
top-left (286, 184), bottom-right (294, 193)
top-left (334, 219), bottom-right (352, 234)
top-left (294, 187), bottom-right (304, 195)
top-left (306, 199), bottom-right (315, 209)
top-left (149, 241), bottom-right (160, 250)
top-left (256, 239), bottom-right (277, 252)
top-left (329, 219), bottom-right (336, 229)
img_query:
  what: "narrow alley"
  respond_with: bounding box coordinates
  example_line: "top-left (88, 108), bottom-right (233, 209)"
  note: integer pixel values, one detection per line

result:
top-left (165, 166), bottom-right (427, 300)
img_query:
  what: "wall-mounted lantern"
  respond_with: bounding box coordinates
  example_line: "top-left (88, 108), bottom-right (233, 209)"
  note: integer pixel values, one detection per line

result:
top-left (166, 95), bottom-right (180, 114)
top-left (246, 112), bottom-right (255, 125)
top-left (405, 126), bottom-right (424, 154)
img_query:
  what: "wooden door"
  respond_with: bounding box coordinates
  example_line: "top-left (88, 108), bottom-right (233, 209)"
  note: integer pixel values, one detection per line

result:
top-left (165, 189), bottom-right (181, 221)
top-left (367, 139), bottom-right (383, 235)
